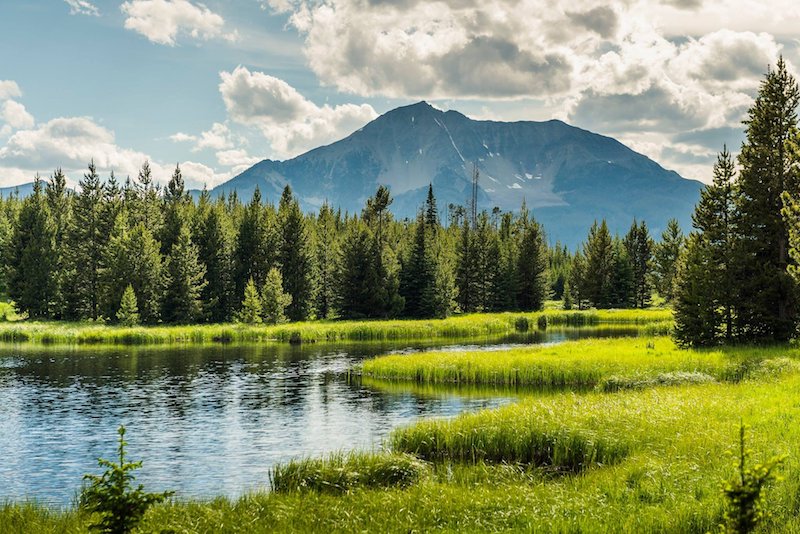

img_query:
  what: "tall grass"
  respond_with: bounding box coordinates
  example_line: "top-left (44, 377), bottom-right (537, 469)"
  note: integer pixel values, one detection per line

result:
top-left (361, 336), bottom-right (800, 389)
top-left (0, 309), bottom-right (673, 345)
top-left (270, 452), bottom-right (428, 493)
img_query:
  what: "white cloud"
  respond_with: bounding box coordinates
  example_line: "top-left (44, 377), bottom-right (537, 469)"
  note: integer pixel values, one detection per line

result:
top-left (65, 0), bottom-right (100, 16)
top-left (120, 0), bottom-right (233, 46)
top-left (218, 66), bottom-right (377, 157)
top-left (1, 101), bottom-right (35, 131)
top-left (215, 148), bottom-right (260, 168)
top-left (169, 132), bottom-right (197, 143)
top-left (0, 81), bottom-right (22, 101)
top-left (0, 115), bottom-right (230, 188)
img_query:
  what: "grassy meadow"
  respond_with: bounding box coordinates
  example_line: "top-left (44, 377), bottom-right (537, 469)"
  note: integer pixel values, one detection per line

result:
top-left (8, 322), bottom-right (800, 532)
top-left (0, 308), bottom-right (672, 345)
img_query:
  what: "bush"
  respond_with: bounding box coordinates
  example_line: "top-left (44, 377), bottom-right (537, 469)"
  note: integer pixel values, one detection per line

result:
top-left (537, 315), bottom-right (548, 330)
top-left (514, 317), bottom-right (529, 332)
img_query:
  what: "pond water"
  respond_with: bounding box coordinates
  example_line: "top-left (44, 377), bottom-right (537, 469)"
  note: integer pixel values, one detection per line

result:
top-left (0, 327), bottom-right (640, 506)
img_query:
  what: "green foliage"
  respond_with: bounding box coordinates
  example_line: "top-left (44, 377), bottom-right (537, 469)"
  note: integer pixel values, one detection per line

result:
top-left (721, 424), bottom-right (785, 534)
top-left (623, 220), bottom-right (653, 308)
top-left (80, 426), bottom-right (173, 533)
top-left (562, 280), bottom-right (573, 310)
top-left (516, 217), bottom-right (548, 311)
top-left (278, 185), bottom-right (315, 321)
top-left (237, 277), bottom-right (262, 324)
top-left (116, 285), bottom-right (139, 326)
top-left (262, 267), bottom-right (292, 325)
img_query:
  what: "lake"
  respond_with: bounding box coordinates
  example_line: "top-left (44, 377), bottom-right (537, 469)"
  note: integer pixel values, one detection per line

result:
top-left (0, 328), bottom-right (639, 506)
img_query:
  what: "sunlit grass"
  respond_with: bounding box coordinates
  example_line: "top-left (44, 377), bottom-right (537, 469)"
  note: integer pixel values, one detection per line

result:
top-left (360, 336), bottom-right (800, 389)
top-left (0, 309), bottom-right (673, 345)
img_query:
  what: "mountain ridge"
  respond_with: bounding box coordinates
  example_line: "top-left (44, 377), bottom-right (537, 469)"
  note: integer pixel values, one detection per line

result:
top-left (213, 101), bottom-right (703, 246)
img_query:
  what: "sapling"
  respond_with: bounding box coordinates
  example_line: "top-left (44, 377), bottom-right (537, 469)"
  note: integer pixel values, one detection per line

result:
top-left (81, 425), bottom-right (173, 534)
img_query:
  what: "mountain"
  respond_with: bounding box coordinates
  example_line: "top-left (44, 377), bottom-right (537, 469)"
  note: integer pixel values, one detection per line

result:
top-left (0, 182), bottom-right (36, 198)
top-left (215, 101), bottom-right (704, 247)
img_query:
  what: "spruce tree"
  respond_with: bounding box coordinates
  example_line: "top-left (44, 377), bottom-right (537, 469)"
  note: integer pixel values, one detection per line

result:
top-left (277, 185), bottom-right (315, 321)
top-left (261, 267), bottom-right (292, 324)
top-left (196, 200), bottom-right (234, 322)
top-left (100, 211), bottom-right (132, 320)
top-left (516, 217), bottom-right (548, 311)
top-left (734, 57), bottom-right (800, 341)
top-left (623, 220), bottom-right (653, 308)
top-left (237, 277), bottom-right (262, 324)
top-left (673, 234), bottom-right (720, 347)
top-left (116, 284), bottom-right (140, 326)
top-left (401, 212), bottom-right (437, 317)
top-left (234, 188), bottom-right (273, 300)
top-left (125, 223), bottom-right (163, 324)
top-left (45, 169), bottom-right (72, 318)
top-left (68, 161), bottom-right (106, 319)
top-left (337, 220), bottom-right (373, 318)
top-left (609, 238), bottom-right (635, 308)
top-left (570, 251), bottom-right (587, 310)
top-left (162, 223), bottom-right (207, 323)
top-left (652, 219), bottom-right (684, 302)
top-left (582, 220), bottom-right (614, 308)
top-left (5, 178), bottom-right (56, 318)
top-left (314, 202), bottom-right (340, 319)
top-left (562, 280), bottom-right (573, 310)
top-left (455, 218), bottom-right (475, 312)
top-left (160, 164), bottom-right (187, 257)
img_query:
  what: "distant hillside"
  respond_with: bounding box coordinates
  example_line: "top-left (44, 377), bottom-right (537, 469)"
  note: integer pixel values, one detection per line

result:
top-left (213, 102), bottom-right (702, 247)
top-left (0, 182), bottom-right (35, 198)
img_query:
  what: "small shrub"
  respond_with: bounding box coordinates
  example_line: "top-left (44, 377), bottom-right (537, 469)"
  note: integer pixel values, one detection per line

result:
top-left (81, 426), bottom-right (173, 534)
top-left (720, 423), bottom-right (785, 534)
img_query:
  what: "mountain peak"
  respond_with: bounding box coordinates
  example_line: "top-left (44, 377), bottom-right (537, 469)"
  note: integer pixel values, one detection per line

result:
top-left (213, 102), bottom-right (702, 247)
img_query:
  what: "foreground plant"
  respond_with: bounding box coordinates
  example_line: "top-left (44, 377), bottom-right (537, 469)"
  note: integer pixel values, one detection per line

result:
top-left (81, 425), bottom-right (173, 534)
top-left (721, 423), bottom-right (785, 534)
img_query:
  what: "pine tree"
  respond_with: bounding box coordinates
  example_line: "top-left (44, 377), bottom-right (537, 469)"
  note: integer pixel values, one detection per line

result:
top-left (652, 219), bottom-right (684, 302)
top-left (278, 185), bottom-right (315, 321)
top-left (237, 277), bottom-right (262, 324)
top-left (516, 217), bottom-right (548, 311)
top-left (623, 220), bottom-right (653, 308)
top-left (196, 200), bottom-right (234, 322)
top-left (582, 220), bottom-right (615, 308)
top-left (314, 202), bottom-right (340, 319)
top-left (673, 234), bottom-right (720, 347)
top-left (401, 212), bottom-right (437, 317)
top-left (160, 164), bottom-right (187, 257)
top-left (162, 223), bottom-right (207, 323)
top-left (5, 178), bottom-right (56, 318)
top-left (233, 188), bottom-right (272, 302)
top-left (609, 238), bottom-right (635, 308)
top-left (117, 284), bottom-right (140, 326)
top-left (261, 267), bottom-right (292, 324)
top-left (100, 211), bottom-right (132, 320)
top-left (68, 161), bottom-right (106, 319)
top-left (455, 218), bottom-right (475, 312)
top-left (734, 57), bottom-right (800, 342)
top-left (125, 223), bottom-right (163, 324)
top-left (570, 250), bottom-right (587, 310)
top-left (46, 168), bottom-right (72, 318)
top-left (562, 280), bottom-right (573, 310)
top-left (336, 220), bottom-right (373, 318)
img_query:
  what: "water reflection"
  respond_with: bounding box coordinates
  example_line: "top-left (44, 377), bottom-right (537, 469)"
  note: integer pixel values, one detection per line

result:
top-left (0, 327), bottom-right (643, 505)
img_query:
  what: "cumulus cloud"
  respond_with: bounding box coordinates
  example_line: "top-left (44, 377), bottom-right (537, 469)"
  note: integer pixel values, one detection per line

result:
top-left (219, 66), bottom-right (377, 157)
top-left (0, 116), bottom-right (230, 188)
top-left (121, 0), bottom-right (232, 46)
top-left (0, 81), bottom-right (22, 101)
top-left (1, 101), bottom-right (35, 132)
top-left (64, 0), bottom-right (100, 16)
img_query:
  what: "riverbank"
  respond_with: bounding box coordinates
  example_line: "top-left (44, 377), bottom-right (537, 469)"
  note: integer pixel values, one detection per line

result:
top-left (0, 309), bottom-right (672, 345)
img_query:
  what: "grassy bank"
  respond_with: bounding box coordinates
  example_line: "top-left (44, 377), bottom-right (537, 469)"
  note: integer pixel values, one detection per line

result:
top-left (360, 335), bottom-right (799, 389)
top-left (0, 309), bottom-right (672, 345)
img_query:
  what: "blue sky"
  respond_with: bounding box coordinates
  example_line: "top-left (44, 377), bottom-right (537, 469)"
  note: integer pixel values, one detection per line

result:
top-left (0, 0), bottom-right (798, 189)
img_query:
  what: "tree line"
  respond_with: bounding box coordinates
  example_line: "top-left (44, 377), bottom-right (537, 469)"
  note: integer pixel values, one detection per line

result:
top-left (0, 160), bottom-right (684, 326)
top-left (673, 58), bottom-right (800, 346)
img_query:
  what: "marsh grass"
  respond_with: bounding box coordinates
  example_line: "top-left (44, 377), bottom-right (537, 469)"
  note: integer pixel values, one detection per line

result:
top-left (361, 336), bottom-right (800, 390)
top-left (0, 309), bottom-right (673, 345)
top-left (269, 452), bottom-right (429, 494)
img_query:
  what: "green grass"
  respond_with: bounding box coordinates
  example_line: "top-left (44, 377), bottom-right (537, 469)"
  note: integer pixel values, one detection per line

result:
top-left (0, 309), bottom-right (673, 345)
top-left (360, 336), bottom-right (800, 389)
top-left (270, 452), bottom-right (428, 494)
